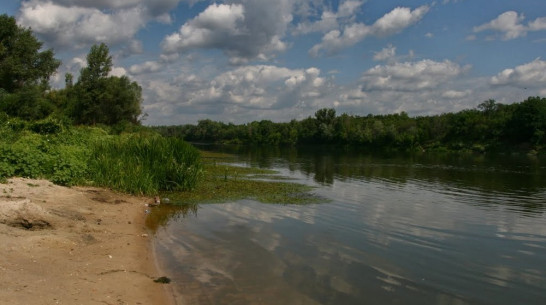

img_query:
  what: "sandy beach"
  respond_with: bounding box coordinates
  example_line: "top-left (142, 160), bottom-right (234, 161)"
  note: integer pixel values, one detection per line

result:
top-left (0, 178), bottom-right (174, 305)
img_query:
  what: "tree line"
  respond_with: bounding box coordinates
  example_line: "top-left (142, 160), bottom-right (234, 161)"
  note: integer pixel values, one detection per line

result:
top-left (154, 97), bottom-right (546, 153)
top-left (0, 14), bottom-right (141, 125)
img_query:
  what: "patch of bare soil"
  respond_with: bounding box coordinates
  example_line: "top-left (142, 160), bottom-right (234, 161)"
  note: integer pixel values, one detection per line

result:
top-left (0, 178), bottom-right (174, 305)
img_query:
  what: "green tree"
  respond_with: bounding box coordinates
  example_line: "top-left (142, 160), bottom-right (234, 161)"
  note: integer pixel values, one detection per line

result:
top-left (79, 43), bottom-right (112, 86)
top-left (71, 43), bottom-right (141, 125)
top-left (508, 96), bottom-right (546, 145)
top-left (315, 108), bottom-right (336, 142)
top-left (0, 14), bottom-right (60, 93)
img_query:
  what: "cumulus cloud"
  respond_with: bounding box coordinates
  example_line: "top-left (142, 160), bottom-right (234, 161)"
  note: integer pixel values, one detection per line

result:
top-left (310, 5), bottom-right (429, 56)
top-left (473, 11), bottom-right (526, 40)
top-left (490, 58), bottom-right (546, 89)
top-left (110, 66), bottom-right (127, 77)
top-left (17, 0), bottom-right (184, 50)
top-left (293, 0), bottom-right (365, 35)
top-left (18, 0), bottom-right (147, 48)
top-left (473, 11), bottom-right (546, 40)
top-left (161, 0), bottom-right (293, 63)
top-left (442, 90), bottom-right (471, 99)
top-left (361, 59), bottom-right (470, 91)
top-left (162, 3), bottom-right (245, 54)
top-left (140, 64), bottom-right (337, 124)
top-left (47, 0), bottom-right (181, 16)
top-left (373, 45), bottom-right (396, 62)
top-left (129, 61), bottom-right (164, 75)
top-left (529, 17), bottom-right (546, 31)
top-left (372, 6), bottom-right (429, 37)
top-left (194, 65), bottom-right (328, 108)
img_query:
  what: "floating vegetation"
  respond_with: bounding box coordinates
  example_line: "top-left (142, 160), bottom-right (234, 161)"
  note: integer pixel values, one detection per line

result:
top-left (162, 151), bottom-right (324, 205)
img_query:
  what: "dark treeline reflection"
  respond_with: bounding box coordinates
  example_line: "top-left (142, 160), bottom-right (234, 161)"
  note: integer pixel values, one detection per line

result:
top-left (195, 144), bottom-right (546, 215)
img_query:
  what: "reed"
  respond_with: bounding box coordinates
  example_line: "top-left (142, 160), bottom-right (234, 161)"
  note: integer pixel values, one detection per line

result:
top-left (88, 134), bottom-right (202, 195)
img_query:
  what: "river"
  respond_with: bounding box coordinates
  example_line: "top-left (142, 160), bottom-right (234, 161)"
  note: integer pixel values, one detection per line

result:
top-left (152, 146), bottom-right (546, 305)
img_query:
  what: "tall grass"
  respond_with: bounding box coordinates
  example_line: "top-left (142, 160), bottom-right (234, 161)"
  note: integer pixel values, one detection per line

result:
top-left (88, 134), bottom-right (202, 194)
top-left (1, 115), bottom-right (202, 194)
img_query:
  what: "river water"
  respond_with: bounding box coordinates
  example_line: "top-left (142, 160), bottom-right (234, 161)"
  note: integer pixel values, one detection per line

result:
top-left (152, 146), bottom-right (546, 305)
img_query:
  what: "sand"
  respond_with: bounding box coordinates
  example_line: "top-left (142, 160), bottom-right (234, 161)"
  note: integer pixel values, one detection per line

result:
top-left (0, 178), bottom-right (174, 305)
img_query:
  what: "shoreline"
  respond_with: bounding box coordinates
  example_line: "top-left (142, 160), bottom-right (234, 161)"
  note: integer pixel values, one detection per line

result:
top-left (0, 178), bottom-right (175, 305)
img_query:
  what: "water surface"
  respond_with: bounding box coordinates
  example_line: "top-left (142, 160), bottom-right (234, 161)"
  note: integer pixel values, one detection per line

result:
top-left (153, 147), bottom-right (546, 305)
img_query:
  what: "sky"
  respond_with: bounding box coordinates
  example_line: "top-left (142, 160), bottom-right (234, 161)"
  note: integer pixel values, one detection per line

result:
top-left (1, 0), bottom-right (545, 125)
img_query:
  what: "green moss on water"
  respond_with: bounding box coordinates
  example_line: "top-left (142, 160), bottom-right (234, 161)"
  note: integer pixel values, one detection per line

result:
top-left (163, 151), bottom-right (323, 205)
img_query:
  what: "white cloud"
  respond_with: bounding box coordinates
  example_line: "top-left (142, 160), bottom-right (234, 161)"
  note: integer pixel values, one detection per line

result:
top-left (110, 66), bottom-right (127, 77)
top-left (140, 64), bottom-right (337, 124)
top-left (17, 0), bottom-right (186, 51)
top-left (490, 58), bottom-right (546, 88)
top-left (373, 45), bottom-right (396, 62)
top-left (129, 61), bottom-right (164, 75)
top-left (442, 90), bottom-right (471, 99)
top-left (310, 5), bottom-right (429, 56)
top-left (361, 59), bottom-right (470, 91)
top-left (47, 0), bottom-right (182, 16)
top-left (18, 0), bottom-right (146, 48)
top-left (473, 11), bottom-right (526, 40)
top-left (293, 0), bottom-right (365, 35)
top-left (473, 11), bottom-right (546, 40)
top-left (372, 6), bottom-right (430, 37)
top-left (161, 0), bottom-right (294, 63)
top-left (162, 3), bottom-right (245, 53)
top-left (529, 17), bottom-right (546, 31)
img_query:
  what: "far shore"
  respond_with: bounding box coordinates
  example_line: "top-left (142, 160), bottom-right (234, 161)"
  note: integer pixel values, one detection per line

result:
top-left (0, 178), bottom-right (175, 305)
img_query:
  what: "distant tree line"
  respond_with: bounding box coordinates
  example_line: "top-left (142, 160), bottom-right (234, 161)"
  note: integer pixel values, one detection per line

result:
top-left (154, 97), bottom-right (546, 153)
top-left (0, 14), bottom-right (142, 126)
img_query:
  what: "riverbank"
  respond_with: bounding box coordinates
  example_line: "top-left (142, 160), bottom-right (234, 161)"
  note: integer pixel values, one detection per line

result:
top-left (0, 178), bottom-right (173, 305)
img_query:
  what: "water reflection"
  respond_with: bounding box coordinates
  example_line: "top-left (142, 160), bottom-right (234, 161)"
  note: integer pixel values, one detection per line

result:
top-left (154, 199), bottom-right (546, 305)
top-left (151, 146), bottom-right (546, 305)
top-left (196, 144), bottom-right (546, 215)
top-left (145, 203), bottom-right (198, 232)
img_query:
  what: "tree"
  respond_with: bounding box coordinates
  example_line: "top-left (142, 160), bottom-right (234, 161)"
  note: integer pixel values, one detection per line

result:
top-left (71, 43), bottom-right (142, 125)
top-left (65, 73), bottom-right (73, 88)
top-left (78, 43), bottom-right (112, 86)
top-left (0, 14), bottom-right (60, 93)
top-left (508, 96), bottom-right (546, 145)
top-left (315, 108), bottom-right (336, 142)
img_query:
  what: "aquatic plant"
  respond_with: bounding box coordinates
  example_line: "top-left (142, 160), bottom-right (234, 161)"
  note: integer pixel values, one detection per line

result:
top-left (162, 151), bottom-right (322, 205)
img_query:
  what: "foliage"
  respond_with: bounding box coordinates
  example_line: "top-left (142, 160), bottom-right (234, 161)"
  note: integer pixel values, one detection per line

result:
top-left (0, 14), bottom-right (60, 93)
top-left (0, 15), bottom-right (60, 121)
top-left (69, 43), bottom-right (142, 125)
top-left (0, 115), bottom-right (203, 194)
top-left (154, 97), bottom-right (546, 154)
top-left (0, 85), bottom-right (57, 120)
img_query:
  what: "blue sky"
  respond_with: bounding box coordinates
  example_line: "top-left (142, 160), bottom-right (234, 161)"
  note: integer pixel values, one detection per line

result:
top-left (2, 0), bottom-right (545, 125)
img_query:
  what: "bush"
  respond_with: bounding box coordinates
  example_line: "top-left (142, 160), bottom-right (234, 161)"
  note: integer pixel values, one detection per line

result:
top-left (29, 117), bottom-right (65, 135)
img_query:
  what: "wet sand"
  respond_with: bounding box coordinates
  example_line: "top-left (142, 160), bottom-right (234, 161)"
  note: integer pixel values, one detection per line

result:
top-left (0, 178), bottom-right (174, 305)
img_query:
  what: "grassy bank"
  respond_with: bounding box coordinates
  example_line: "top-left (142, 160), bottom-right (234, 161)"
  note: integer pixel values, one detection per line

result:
top-left (0, 116), bottom-right (202, 194)
top-left (1, 115), bottom-right (319, 205)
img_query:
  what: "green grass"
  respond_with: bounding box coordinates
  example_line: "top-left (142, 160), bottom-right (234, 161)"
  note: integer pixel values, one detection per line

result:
top-left (88, 134), bottom-right (202, 194)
